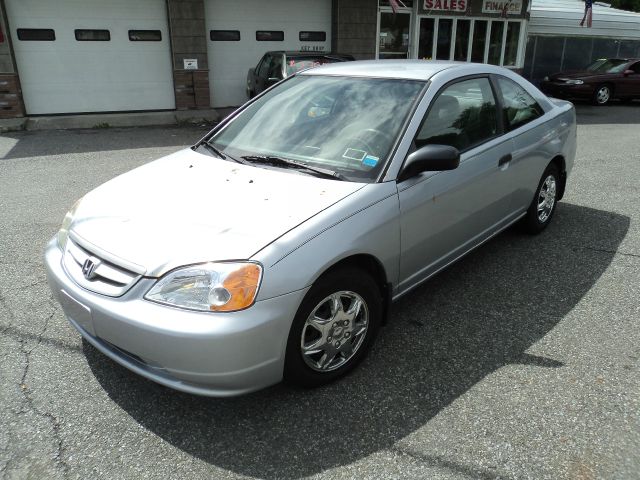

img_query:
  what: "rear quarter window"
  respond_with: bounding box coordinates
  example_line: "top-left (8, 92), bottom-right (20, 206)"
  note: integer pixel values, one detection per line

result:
top-left (497, 77), bottom-right (544, 131)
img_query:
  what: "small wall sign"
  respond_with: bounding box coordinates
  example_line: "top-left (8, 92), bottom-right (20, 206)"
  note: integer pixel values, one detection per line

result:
top-left (183, 58), bottom-right (198, 70)
top-left (481, 0), bottom-right (523, 15)
top-left (300, 45), bottom-right (326, 52)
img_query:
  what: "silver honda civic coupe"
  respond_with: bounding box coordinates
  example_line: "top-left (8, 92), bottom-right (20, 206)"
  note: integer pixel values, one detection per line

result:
top-left (45, 61), bottom-right (576, 397)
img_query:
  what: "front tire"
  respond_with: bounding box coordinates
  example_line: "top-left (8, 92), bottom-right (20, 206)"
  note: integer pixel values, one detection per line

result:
top-left (283, 267), bottom-right (382, 388)
top-left (592, 84), bottom-right (612, 105)
top-left (521, 163), bottom-right (560, 234)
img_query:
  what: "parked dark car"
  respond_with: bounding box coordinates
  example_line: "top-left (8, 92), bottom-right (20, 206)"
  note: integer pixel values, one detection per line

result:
top-left (540, 58), bottom-right (640, 105)
top-left (246, 51), bottom-right (354, 98)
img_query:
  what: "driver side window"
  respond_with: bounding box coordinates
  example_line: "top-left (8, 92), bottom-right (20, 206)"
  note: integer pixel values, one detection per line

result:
top-left (416, 77), bottom-right (498, 152)
top-left (257, 55), bottom-right (272, 78)
top-left (269, 54), bottom-right (284, 79)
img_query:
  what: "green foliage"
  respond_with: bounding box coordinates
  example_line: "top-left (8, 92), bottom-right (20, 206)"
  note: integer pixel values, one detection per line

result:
top-left (609, 0), bottom-right (640, 13)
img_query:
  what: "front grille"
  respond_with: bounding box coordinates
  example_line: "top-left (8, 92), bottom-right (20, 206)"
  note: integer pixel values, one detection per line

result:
top-left (63, 235), bottom-right (143, 297)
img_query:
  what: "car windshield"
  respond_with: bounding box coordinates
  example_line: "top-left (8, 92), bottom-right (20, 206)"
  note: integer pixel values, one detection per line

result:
top-left (285, 56), bottom-right (349, 75)
top-left (586, 59), bottom-right (629, 74)
top-left (209, 75), bottom-right (426, 182)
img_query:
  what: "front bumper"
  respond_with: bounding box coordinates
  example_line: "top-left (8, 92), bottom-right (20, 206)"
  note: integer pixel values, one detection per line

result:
top-left (540, 81), bottom-right (594, 100)
top-left (44, 238), bottom-right (308, 397)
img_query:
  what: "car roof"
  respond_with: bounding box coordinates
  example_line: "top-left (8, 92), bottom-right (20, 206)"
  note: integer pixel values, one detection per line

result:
top-left (299, 60), bottom-right (503, 81)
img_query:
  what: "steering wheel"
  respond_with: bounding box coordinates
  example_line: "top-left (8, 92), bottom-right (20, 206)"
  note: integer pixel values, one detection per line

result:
top-left (344, 128), bottom-right (395, 159)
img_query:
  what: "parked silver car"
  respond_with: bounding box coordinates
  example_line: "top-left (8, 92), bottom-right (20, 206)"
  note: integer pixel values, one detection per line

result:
top-left (45, 61), bottom-right (576, 397)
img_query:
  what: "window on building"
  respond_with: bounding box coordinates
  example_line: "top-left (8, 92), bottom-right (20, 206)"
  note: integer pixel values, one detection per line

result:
top-left (17, 28), bottom-right (55, 41)
top-left (75, 29), bottom-right (110, 41)
top-left (416, 77), bottom-right (498, 152)
top-left (210, 30), bottom-right (240, 41)
top-left (454, 20), bottom-right (471, 61)
top-left (487, 22), bottom-right (504, 65)
top-left (256, 31), bottom-right (284, 41)
top-left (129, 30), bottom-right (162, 41)
top-left (503, 22), bottom-right (520, 66)
top-left (470, 21), bottom-right (487, 63)
top-left (299, 31), bottom-right (326, 42)
top-left (497, 77), bottom-right (543, 131)
top-left (418, 18), bottom-right (435, 60)
top-left (436, 19), bottom-right (453, 60)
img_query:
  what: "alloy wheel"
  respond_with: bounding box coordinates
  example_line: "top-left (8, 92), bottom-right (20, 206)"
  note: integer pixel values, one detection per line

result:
top-left (300, 291), bottom-right (369, 372)
top-left (596, 86), bottom-right (611, 104)
top-left (537, 174), bottom-right (557, 223)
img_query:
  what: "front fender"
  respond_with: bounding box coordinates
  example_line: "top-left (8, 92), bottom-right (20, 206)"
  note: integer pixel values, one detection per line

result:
top-left (253, 182), bottom-right (400, 301)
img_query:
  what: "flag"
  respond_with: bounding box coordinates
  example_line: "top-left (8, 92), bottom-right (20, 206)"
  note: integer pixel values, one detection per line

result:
top-left (580, 0), bottom-right (593, 27)
top-left (389, 0), bottom-right (407, 14)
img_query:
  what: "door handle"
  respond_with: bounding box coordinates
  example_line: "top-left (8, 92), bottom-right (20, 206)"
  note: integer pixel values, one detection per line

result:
top-left (498, 154), bottom-right (512, 167)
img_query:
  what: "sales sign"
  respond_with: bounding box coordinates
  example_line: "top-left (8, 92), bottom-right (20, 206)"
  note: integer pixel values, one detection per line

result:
top-left (423, 0), bottom-right (468, 12)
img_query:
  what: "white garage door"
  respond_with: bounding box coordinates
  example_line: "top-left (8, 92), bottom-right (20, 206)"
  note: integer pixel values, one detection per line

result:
top-left (205, 0), bottom-right (331, 108)
top-left (6, 0), bottom-right (175, 115)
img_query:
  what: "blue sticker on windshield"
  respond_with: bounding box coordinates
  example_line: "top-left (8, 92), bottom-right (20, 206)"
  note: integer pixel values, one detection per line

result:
top-left (363, 155), bottom-right (379, 167)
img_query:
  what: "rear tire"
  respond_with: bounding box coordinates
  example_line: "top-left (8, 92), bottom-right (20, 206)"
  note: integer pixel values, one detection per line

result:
top-left (521, 163), bottom-right (560, 235)
top-left (283, 267), bottom-right (382, 388)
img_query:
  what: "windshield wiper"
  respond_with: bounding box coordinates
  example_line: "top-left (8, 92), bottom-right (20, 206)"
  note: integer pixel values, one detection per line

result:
top-left (197, 141), bottom-right (251, 166)
top-left (241, 155), bottom-right (345, 181)
top-left (197, 141), bottom-right (226, 159)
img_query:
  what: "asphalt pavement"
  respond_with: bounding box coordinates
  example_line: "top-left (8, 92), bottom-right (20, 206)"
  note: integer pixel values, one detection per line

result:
top-left (0, 104), bottom-right (639, 480)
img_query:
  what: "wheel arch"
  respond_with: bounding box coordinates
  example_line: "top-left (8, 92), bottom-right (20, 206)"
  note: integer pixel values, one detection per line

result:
top-left (550, 155), bottom-right (567, 200)
top-left (317, 253), bottom-right (393, 324)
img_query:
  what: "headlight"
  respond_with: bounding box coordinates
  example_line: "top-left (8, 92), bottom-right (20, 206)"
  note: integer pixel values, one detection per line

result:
top-left (57, 199), bottom-right (82, 250)
top-left (565, 79), bottom-right (584, 85)
top-left (145, 262), bottom-right (262, 312)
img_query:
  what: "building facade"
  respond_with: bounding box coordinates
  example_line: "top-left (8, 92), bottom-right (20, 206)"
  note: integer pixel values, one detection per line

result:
top-left (525, 0), bottom-right (640, 85)
top-left (0, 0), bottom-right (530, 116)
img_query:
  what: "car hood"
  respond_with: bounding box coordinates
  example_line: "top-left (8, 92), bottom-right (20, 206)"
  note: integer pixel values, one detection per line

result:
top-left (550, 70), bottom-right (613, 81)
top-left (70, 148), bottom-right (364, 277)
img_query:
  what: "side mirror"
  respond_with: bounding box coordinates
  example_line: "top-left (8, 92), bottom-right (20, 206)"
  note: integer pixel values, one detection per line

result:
top-left (623, 69), bottom-right (635, 76)
top-left (398, 144), bottom-right (460, 182)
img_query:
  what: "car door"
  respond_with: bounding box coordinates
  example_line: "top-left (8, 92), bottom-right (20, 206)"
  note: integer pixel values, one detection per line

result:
top-left (627, 61), bottom-right (640, 96)
top-left (493, 75), bottom-right (549, 214)
top-left (397, 76), bottom-right (515, 293)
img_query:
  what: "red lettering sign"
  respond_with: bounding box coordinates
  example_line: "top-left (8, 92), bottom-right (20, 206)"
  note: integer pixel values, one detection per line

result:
top-left (424, 0), bottom-right (467, 11)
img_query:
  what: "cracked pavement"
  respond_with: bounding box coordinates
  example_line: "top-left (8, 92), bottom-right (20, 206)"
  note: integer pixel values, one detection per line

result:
top-left (0, 106), bottom-right (639, 479)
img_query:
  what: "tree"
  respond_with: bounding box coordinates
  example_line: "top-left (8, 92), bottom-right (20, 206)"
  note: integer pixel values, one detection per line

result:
top-left (610, 0), bottom-right (640, 13)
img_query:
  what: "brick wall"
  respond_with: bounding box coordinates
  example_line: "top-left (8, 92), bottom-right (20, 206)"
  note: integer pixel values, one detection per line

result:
top-left (332, 0), bottom-right (377, 59)
top-left (167, 0), bottom-right (210, 109)
top-left (0, 0), bottom-right (24, 118)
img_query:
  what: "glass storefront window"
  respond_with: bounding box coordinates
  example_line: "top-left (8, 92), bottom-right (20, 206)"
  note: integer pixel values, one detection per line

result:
top-left (503, 22), bottom-right (520, 66)
top-left (419, 18), bottom-right (435, 60)
top-left (436, 19), bottom-right (453, 60)
top-left (379, 12), bottom-right (411, 59)
top-left (487, 21), bottom-right (504, 65)
top-left (454, 20), bottom-right (470, 61)
top-left (471, 20), bottom-right (487, 63)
